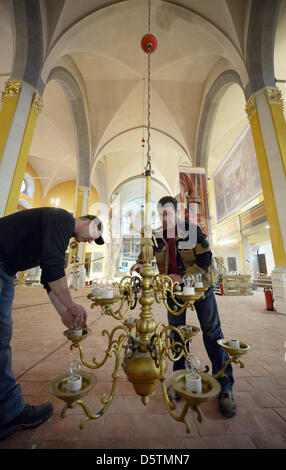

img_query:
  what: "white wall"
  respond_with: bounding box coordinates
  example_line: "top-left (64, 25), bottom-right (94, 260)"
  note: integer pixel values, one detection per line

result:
top-left (249, 241), bottom-right (275, 275)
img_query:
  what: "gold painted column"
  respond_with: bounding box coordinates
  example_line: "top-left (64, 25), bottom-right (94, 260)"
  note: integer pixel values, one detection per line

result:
top-left (68, 185), bottom-right (90, 288)
top-left (246, 86), bottom-right (286, 314)
top-left (0, 80), bottom-right (42, 216)
top-left (74, 185), bottom-right (90, 265)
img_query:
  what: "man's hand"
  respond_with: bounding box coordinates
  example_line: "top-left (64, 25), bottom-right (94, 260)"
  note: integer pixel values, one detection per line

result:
top-left (168, 274), bottom-right (183, 284)
top-left (68, 303), bottom-right (87, 328)
top-left (62, 303), bottom-right (87, 329)
top-left (48, 290), bottom-right (87, 329)
top-left (130, 263), bottom-right (143, 274)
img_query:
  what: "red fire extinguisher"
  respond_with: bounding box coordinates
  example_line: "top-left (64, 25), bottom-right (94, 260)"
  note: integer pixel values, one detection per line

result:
top-left (264, 287), bottom-right (274, 311)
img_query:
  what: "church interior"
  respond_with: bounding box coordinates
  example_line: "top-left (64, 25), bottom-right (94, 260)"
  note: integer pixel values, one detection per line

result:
top-left (0, 0), bottom-right (286, 450)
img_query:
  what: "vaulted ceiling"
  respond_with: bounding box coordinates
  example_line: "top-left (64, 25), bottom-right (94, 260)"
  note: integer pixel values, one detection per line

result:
top-left (0, 0), bottom-right (285, 207)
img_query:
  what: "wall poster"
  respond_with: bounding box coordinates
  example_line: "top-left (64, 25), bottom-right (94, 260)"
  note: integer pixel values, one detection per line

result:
top-left (213, 125), bottom-right (262, 223)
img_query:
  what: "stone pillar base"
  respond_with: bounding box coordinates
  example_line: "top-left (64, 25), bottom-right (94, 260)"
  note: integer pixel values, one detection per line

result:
top-left (272, 266), bottom-right (286, 315)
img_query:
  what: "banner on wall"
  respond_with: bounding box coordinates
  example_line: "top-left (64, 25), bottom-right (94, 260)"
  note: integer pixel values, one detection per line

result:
top-left (179, 166), bottom-right (210, 239)
top-left (213, 125), bottom-right (262, 223)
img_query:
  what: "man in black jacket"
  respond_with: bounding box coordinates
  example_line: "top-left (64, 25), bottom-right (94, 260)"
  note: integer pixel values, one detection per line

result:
top-left (132, 196), bottom-right (236, 418)
top-left (0, 207), bottom-right (104, 441)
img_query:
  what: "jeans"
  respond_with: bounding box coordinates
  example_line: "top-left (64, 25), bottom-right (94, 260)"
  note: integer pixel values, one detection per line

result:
top-left (167, 287), bottom-right (234, 394)
top-left (0, 263), bottom-right (26, 425)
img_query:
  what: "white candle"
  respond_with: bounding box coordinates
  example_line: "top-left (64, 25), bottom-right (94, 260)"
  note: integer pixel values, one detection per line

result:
top-left (92, 288), bottom-right (102, 296)
top-left (183, 286), bottom-right (195, 295)
top-left (185, 372), bottom-right (202, 394)
top-left (228, 339), bottom-right (240, 349)
top-left (67, 374), bottom-right (82, 392)
top-left (102, 288), bottom-right (113, 299)
top-left (72, 328), bottom-right (82, 337)
top-left (194, 282), bottom-right (203, 288)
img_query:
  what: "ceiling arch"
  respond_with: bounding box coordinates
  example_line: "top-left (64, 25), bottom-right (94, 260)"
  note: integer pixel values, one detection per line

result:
top-left (245, 0), bottom-right (281, 99)
top-left (195, 69), bottom-right (244, 168)
top-left (11, 0), bottom-right (44, 93)
top-left (47, 66), bottom-right (91, 187)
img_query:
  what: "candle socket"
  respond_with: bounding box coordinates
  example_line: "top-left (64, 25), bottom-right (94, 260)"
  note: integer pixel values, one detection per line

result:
top-left (72, 328), bottom-right (83, 337)
top-left (67, 374), bottom-right (82, 392)
top-left (183, 286), bottom-right (195, 295)
top-left (228, 339), bottom-right (240, 349)
top-left (102, 289), bottom-right (114, 299)
top-left (194, 282), bottom-right (203, 288)
top-left (92, 288), bottom-right (102, 296)
top-left (185, 372), bottom-right (202, 394)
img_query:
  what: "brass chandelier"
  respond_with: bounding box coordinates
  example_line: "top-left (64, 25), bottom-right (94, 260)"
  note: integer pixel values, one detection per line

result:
top-left (50, 1), bottom-right (250, 433)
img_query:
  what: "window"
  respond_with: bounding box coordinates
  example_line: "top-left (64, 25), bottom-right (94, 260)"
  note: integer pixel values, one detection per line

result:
top-left (20, 173), bottom-right (34, 198)
top-left (227, 257), bottom-right (237, 272)
top-left (21, 179), bottom-right (27, 194)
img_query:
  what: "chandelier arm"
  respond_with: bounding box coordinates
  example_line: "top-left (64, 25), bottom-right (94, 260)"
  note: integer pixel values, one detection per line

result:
top-left (160, 326), bottom-right (189, 364)
top-left (151, 274), bottom-right (197, 312)
top-left (149, 326), bottom-right (189, 371)
top-left (192, 406), bottom-right (203, 423)
top-left (161, 297), bottom-right (192, 315)
top-left (152, 334), bottom-right (178, 412)
top-left (152, 275), bottom-right (181, 310)
top-left (60, 400), bottom-right (97, 429)
top-left (100, 298), bottom-right (134, 321)
top-left (154, 321), bottom-right (166, 335)
top-left (66, 399), bottom-right (115, 430)
top-left (99, 341), bottom-right (126, 406)
top-left (70, 326), bottom-right (130, 369)
top-left (213, 357), bottom-right (245, 380)
top-left (160, 380), bottom-right (191, 434)
top-left (61, 333), bottom-right (129, 429)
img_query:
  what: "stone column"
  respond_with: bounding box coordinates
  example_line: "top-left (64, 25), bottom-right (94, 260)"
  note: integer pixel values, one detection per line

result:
top-left (246, 86), bottom-right (286, 314)
top-left (239, 234), bottom-right (251, 275)
top-left (0, 80), bottom-right (42, 216)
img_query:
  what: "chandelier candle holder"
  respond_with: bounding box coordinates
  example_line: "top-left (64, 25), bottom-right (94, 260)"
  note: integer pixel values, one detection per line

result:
top-left (217, 339), bottom-right (250, 360)
top-left (194, 274), bottom-right (204, 289)
top-left (182, 275), bottom-right (195, 296)
top-left (185, 354), bottom-right (202, 394)
top-left (71, 327), bottom-right (83, 338)
top-left (63, 327), bottom-right (92, 343)
top-left (50, 1), bottom-right (251, 433)
top-left (67, 360), bottom-right (83, 393)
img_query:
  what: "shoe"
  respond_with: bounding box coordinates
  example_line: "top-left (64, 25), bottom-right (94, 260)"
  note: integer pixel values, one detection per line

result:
top-left (218, 392), bottom-right (237, 418)
top-left (0, 402), bottom-right (53, 441)
top-left (167, 385), bottom-right (181, 402)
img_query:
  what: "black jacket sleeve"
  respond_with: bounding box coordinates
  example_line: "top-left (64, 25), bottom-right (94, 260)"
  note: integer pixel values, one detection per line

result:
top-left (40, 209), bottom-right (74, 290)
top-left (196, 251), bottom-right (212, 270)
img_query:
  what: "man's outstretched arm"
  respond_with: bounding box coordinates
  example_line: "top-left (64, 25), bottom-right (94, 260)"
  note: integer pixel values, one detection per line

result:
top-left (48, 276), bottom-right (87, 329)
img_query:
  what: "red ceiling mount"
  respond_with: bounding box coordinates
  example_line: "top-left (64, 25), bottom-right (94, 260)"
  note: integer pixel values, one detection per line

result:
top-left (141, 33), bottom-right (158, 54)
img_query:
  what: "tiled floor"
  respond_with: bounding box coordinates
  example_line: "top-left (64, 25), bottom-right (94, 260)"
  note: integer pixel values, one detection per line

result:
top-left (1, 286), bottom-right (286, 449)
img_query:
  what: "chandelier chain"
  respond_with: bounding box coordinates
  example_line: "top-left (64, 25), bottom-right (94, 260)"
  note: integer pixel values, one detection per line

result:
top-left (146, 0), bottom-right (152, 171)
top-left (147, 49), bottom-right (151, 170)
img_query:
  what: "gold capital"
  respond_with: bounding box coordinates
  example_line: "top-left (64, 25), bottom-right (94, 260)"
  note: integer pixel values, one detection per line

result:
top-left (1, 80), bottom-right (22, 101)
top-left (265, 86), bottom-right (282, 103)
top-left (32, 91), bottom-right (43, 114)
top-left (245, 95), bottom-right (257, 119)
